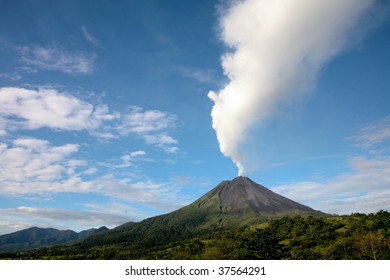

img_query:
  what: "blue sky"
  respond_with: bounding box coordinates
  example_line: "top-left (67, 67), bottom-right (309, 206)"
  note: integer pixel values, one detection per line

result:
top-left (0, 0), bottom-right (389, 235)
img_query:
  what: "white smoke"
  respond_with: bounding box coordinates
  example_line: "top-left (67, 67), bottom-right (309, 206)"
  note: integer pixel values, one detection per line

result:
top-left (209, 0), bottom-right (383, 176)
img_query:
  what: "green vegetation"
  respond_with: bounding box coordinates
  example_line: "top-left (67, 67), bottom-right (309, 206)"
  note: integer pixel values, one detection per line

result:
top-left (0, 226), bottom-right (109, 253)
top-left (2, 210), bottom-right (389, 260)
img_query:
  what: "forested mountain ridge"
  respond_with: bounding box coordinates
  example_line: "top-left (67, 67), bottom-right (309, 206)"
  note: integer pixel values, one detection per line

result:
top-left (0, 226), bottom-right (108, 252)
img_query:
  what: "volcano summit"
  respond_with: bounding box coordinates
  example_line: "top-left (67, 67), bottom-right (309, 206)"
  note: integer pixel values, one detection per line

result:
top-left (195, 176), bottom-right (324, 216)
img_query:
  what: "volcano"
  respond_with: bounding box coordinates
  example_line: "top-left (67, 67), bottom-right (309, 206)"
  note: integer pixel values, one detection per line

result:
top-left (195, 176), bottom-right (323, 215)
top-left (74, 176), bottom-right (326, 249)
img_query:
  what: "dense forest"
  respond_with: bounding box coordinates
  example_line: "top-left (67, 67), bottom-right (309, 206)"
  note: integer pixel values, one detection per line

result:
top-left (2, 210), bottom-right (389, 260)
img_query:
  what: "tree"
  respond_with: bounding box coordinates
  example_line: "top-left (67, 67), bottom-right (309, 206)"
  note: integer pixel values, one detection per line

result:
top-left (239, 228), bottom-right (286, 259)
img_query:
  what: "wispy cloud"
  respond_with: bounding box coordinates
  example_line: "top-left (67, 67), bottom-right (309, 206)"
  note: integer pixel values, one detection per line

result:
top-left (0, 207), bottom-right (130, 234)
top-left (17, 45), bottom-right (96, 74)
top-left (98, 150), bottom-right (149, 169)
top-left (77, 174), bottom-right (186, 215)
top-left (271, 115), bottom-right (390, 214)
top-left (118, 106), bottom-right (180, 153)
top-left (130, 150), bottom-right (147, 157)
top-left (91, 175), bottom-right (175, 202)
top-left (14, 206), bottom-right (129, 224)
top-left (143, 133), bottom-right (179, 154)
top-left (177, 65), bottom-right (218, 84)
top-left (161, 146), bottom-right (180, 154)
top-left (81, 25), bottom-right (100, 47)
top-left (0, 72), bottom-right (21, 81)
top-left (349, 115), bottom-right (390, 148)
top-left (120, 150), bottom-right (148, 167)
top-left (119, 106), bottom-right (177, 134)
top-left (272, 155), bottom-right (390, 215)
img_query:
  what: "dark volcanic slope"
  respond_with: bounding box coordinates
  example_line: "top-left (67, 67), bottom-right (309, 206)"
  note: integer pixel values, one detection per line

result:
top-left (196, 176), bottom-right (323, 215)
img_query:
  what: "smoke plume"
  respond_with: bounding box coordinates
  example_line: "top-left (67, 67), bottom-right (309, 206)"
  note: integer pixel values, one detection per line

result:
top-left (209, 0), bottom-right (381, 175)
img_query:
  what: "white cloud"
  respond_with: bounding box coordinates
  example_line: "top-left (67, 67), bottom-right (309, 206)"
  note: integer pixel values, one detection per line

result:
top-left (272, 156), bottom-right (390, 214)
top-left (0, 87), bottom-right (180, 151)
top-left (143, 133), bottom-right (178, 145)
top-left (0, 136), bottom-right (182, 211)
top-left (98, 151), bottom-right (148, 169)
top-left (209, 0), bottom-right (383, 175)
top-left (120, 150), bottom-right (147, 167)
top-left (118, 106), bottom-right (179, 153)
top-left (120, 154), bottom-right (136, 168)
top-left (0, 85), bottom-right (183, 222)
top-left (0, 138), bottom-right (94, 195)
top-left (119, 106), bottom-right (177, 134)
top-left (0, 87), bottom-right (119, 135)
top-left (18, 45), bottom-right (95, 74)
top-left (349, 115), bottom-right (390, 148)
top-left (130, 150), bottom-right (147, 157)
top-left (0, 140), bottom-right (183, 231)
top-left (162, 146), bottom-right (180, 154)
top-left (82, 167), bottom-right (99, 175)
top-left (143, 133), bottom-right (179, 154)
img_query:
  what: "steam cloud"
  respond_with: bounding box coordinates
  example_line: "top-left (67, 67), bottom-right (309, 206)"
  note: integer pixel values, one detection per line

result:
top-left (209, 0), bottom-right (382, 175)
